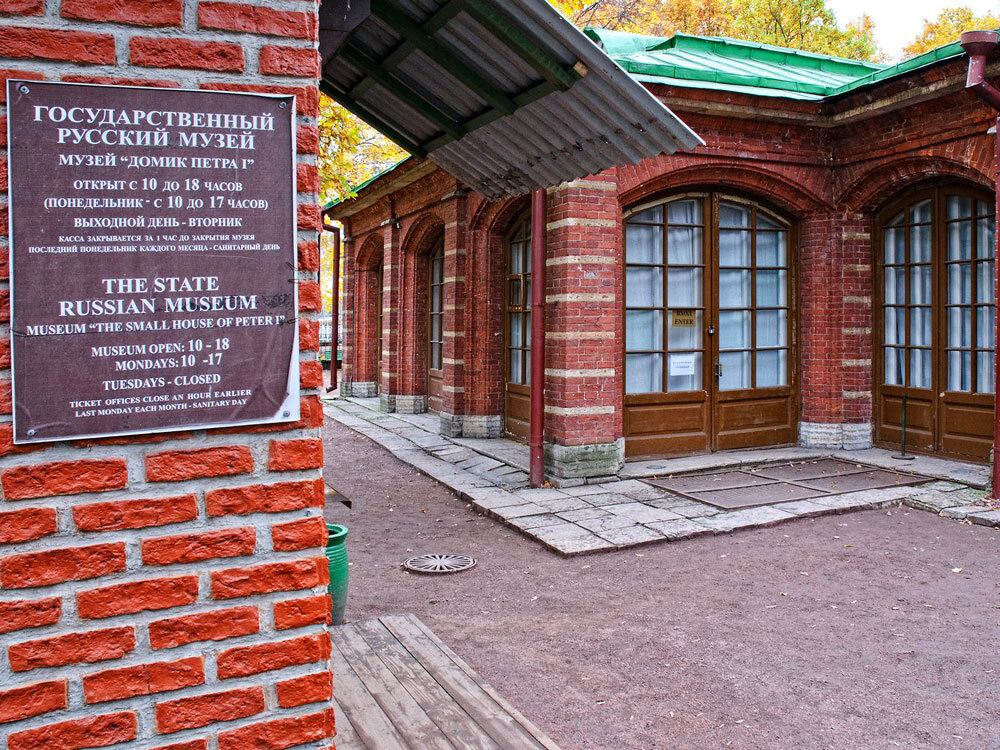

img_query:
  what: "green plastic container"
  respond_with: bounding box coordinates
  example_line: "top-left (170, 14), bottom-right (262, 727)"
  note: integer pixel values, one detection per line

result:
top-left (325, 524), bottom-right (349, 625)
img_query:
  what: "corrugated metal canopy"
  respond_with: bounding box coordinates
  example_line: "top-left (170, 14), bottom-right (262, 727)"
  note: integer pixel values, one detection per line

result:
top-left (319, 0), bottom-right (702, 199)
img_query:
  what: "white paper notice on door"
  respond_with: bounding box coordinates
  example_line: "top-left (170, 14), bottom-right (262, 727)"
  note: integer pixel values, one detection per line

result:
top-left (669, 354), bottom-right (697, 377)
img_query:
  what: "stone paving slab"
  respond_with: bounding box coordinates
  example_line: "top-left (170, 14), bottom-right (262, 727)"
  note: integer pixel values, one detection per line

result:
top-left (324, 397), bottom-right (997, 556)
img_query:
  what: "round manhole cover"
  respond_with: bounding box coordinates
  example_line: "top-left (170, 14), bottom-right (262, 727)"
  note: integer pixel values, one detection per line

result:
top-left (402, 554), bottom-right (477, 575)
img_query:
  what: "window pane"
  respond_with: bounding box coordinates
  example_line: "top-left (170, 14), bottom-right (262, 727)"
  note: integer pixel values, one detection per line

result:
top-left (432, 284), bottom-right (442, 312)
top-left (509, 243), bottom-right (523, 274)
top-left (668, 310), bottom-right (702, 349)
top-left (524, 278), bottom-right (531, 307)
top-left (431, 343), bottom-right (442, 370)
top-left (431, 314), bottom-right (441, 341)
top-left (626, 267), bottom-right (662, 307)
top-left (667, 199), bottom-right (701, 225)
top-left (667, 352), bottom-right (701, 392)
top-left (509, 313), bottom-right (523, 347)
top-left (911, 224), bottom-right (931, 263)
top-left (525, 350), bottom-right (531, 384)
top-left (884, 307), bottom-right (904, 345)
top-left (668, 267), bottom-right (702, 307)
top-left (719, 269), bottom-right (750, 308)
top-left (757, 213), bottom-right (783, 231)
top-left (626, 223), bottom-right (663, 264)
top-left (667, 226), bottom-right (702, 265)
top-left (910, 307), bottom-right (931, 347)
top-left (946, 195), bottom-right (972, 220)
top-left (910, 349), bottom-right (931, 389)
top-left (629, 205), bottom-right (662, 224)
top-left (756, 270), bottom-right (787, 307)
top-left (948, 220), bottom-right (973, 261)
top-left (626, 353), bottom-right (662, 394)
top-left (719, 351), bottom-right (751, 391)
top-left (756, 310), bottom-right (787, 347)
top-left (948, 264), bottom-right (972, 304)
top-left (719, 203), bottom-right (750, 228)
top-left (719, 230), bottom-right (750, 267)
top-left (756, 231), bottom-right (787, 266)
top-left (884, 267), bottom-right (905, 305)
top-left (977, 307), bottom-right (994, 348)
top-left (626, 310), bottom-right (662, 351)
top-left (507, 279), bottom-right (521, 308)
top-left (886, 210), bottom-right (905, 227)
top-left (756, 349), bottom-right (787, 387)
top-left (510, 349), bottom-right (522, 383)
top-left (977, 217), bottom-right (995, 259)
top-left (911, 265), bottom-right (931, 305)
top-left (947, 307), bottom-right (972, 347)
top-left (525, 311), bottom-right (532, 346)
top-left (884, 347), bottom-right (904, 385)
top-left (885, 227), bottom-right (905, 265)
top-left (948, 350), bottom-right (973, 392)
top-left (977, 261), bottom-right (994, 303)
top-left (719, 310), bottom-right (750, 349)
top-left (977, 350), bottom-right (995, 394)
top-left (911, 199), bottom-right (933, 223)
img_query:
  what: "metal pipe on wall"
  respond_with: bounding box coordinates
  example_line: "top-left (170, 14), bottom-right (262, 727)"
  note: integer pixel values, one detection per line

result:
top-left (529, 188), bottom-right (547, 487)
top-left (323, 216), bottom-right (341, 393)
top-left (960, 30), bottom-right (1000, 500)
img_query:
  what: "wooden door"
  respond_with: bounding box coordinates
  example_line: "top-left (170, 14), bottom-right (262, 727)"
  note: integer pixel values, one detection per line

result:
top-left (623, 194), bottom-right (797, 457)
top-left (875, 187), bottom-right (995, 461)
top-left (504, 215), bottom-right (531, 442)
top-left (426, 243), bottom-right (444, 413)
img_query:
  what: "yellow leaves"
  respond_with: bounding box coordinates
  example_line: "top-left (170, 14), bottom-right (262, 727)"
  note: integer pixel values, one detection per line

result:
top-left (903, 7), bottom-right (1000, 59)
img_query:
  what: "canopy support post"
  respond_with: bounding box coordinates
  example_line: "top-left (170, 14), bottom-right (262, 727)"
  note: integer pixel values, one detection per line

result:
top-left (530, 188), bottom-right (546, 488)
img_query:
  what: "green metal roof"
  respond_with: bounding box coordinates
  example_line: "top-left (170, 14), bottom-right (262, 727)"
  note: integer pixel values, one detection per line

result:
top-left (584, 28), bottom-right (967, 100)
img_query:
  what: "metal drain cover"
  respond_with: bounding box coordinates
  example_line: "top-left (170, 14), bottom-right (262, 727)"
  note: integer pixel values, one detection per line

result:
top-left (403, 554), bottom-right (477, 575)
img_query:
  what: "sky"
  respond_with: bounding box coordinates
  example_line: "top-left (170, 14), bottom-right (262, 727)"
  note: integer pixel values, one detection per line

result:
top-left (828, 0), bottom-right (1000, 59)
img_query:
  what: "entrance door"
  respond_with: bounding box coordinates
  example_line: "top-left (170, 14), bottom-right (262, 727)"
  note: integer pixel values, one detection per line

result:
top-left (375, 263), bottom-right (383, 393)
top-left (876, 186), bottom-right (996, 461)
top-left (504, 214), bottom-right (531, 441)
top-left (426, 243), bottom-right (444, 413)
top-left (623, 194), bottom-right (797, 457)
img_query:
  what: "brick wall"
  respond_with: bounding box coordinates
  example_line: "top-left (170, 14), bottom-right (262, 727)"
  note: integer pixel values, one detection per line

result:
top-left (0, 2), bottom-right (332, 749)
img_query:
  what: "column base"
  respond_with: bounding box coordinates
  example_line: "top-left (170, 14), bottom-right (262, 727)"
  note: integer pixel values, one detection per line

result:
top-left (799, 421), bottom-right (873, 450)
top-left (544, 439), bottom-right (624, 480)
top-left (345, 381), bottom-right (377, 398)
top-left (379, 394), bottom-right (396, 413)
top-left (394, 395), bottom-right (427, 414)
top-left (459, 415), bottom-right (502, 438)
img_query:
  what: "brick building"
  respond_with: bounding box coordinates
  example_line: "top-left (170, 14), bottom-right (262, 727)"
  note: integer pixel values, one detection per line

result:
top-left (0, 1), bottom-right (333, 748)
top-left (330, 30), bottom-right (1000, 481)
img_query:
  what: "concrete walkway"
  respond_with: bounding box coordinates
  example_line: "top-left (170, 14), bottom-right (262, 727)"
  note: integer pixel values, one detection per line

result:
top-left (323, 396), bottom-right (998, 555)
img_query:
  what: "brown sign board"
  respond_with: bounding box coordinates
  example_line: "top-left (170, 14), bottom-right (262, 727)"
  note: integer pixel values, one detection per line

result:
top-left (7, 81), bottom-right (299, 443)
top-left (671, 309), bottom-right (697, 327)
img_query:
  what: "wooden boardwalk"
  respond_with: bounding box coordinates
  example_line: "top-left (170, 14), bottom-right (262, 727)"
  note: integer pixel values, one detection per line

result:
top-left (330, 614), bottom-right (561, 750)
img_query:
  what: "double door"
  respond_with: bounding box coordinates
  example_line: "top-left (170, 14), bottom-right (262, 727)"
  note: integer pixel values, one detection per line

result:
top-left (623, 193), bottom-right (797, 457)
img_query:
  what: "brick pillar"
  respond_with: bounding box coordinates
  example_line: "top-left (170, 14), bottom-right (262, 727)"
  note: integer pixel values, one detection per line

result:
top-left (380, 222), bottom-right (402, 411)
top-left (798, 210), bottom-right (873, 449)
top-left (542, 175), bottom-right (625, 480)
top-left (440, 191), bottom-right (473, 435)
top-left (0, 2), bottom-right (334, 748)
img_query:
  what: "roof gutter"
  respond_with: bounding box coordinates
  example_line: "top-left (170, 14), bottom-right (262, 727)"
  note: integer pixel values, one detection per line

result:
top-left (959, 30), bottom-right (1000, 503)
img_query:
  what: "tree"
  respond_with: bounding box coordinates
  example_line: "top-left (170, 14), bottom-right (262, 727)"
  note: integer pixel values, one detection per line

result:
top-left (552, 0), bottom-right (882, 61)
top-left (903, 6), bottom-right (1000, 58)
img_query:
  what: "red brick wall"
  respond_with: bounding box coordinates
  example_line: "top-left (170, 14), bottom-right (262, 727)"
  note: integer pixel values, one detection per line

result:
top-left (0, 2), bottom-right (332, 749)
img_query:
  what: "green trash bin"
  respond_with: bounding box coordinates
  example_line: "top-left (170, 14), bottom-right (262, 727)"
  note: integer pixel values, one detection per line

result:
top-left (325, 524), bottom-right (349, 625)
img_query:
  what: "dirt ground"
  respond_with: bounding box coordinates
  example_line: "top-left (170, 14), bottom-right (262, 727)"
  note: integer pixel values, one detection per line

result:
top-left (322, 417), bottom-right (1000, 750)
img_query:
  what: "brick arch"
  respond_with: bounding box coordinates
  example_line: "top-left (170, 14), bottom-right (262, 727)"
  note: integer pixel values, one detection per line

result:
top-left (618, 162), bottom-right (830, 216)
top-left (839, 156), bottom-right (994, 213)
top-left (355, 232), bottom-right (383, 271)
top-left (400, 213), bottom-right (446, 398)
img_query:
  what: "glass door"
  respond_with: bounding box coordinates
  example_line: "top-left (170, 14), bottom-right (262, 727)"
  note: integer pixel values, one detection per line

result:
top-left (426, 243), bottom-right (444, 413)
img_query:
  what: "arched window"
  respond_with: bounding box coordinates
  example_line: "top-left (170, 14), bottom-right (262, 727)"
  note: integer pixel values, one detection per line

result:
top-left (876, 186), bottom-right (995, 460)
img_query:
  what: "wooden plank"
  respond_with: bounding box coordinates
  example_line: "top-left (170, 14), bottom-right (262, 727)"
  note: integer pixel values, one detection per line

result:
top-left (355, 619), bottom-right (502, 750)
top-left (329, 639), bottom-right (410, 750)
top-left (379, 614), bottom-right (553, 750)
top-left (332, 695), bottom-right (366, 750)
top-left (401, 615), bottom-right (562, 750)
top-left (332, 624), bottom-right (459, 750)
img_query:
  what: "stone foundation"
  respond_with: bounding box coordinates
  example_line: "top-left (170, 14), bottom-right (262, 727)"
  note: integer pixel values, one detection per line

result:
top-left (346, 381), bottom-right (377, 398)
top-left (379, 393), bottom-right (396, 412)
top-left (800, 421), bottom-right (873, 450)
top-left (395, 395), bottom-right (427, 414)
top-left (544, 439), bottom-right (625, 479)
top-left (460, 415), bottom-right (503, 439)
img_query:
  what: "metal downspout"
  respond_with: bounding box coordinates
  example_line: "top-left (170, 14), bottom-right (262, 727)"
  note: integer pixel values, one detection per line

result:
top-left (530, 188), bottom-right (546, 487)
top-left (960, 31), bottom-right (1000, 500)
top-left (323, 216), bottom-right (341, 394)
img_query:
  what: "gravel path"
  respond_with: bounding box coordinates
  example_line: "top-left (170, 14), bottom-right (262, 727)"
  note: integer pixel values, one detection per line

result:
top-left (323, 417), bottom-right (1000, 750)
